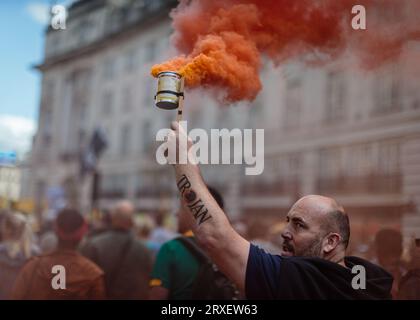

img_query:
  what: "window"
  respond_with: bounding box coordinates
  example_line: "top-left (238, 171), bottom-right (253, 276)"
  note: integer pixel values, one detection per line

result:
top-left (42, 110), bottom-right (53, 147)
top-left (373, 66), bottom-right (401, 114)
top-left (145, 40), bottom-right (157, 63)
top-left (41, 80), bottom-right (54, 146)
top-left (120, 123), bottom-right (132, 155)
top-left (103, 57), bottom-right (116, 79)
top-left (317, 141), bottom-right (401, 194)
top-left (101, 173), bottom-right (127, 198)
top-left (122, 86), bottom-right (132, 112)
top-left (283, 77), bottom-right (302, 130)
top-left (318, 147), bottom-right (343, 192)
top-left (346, 144), bottom-right (375, 177)
top-left (136, 171), bottom-right (159, 196)
top-left (143, 78), bottom-right (154, 107)
top-left (325, 71), bottom-right (346, 123)
top-left (103, 91), bottom-right (113, 115)
top-left (378, 140), bottom-right (400, 176)
top-left (75, 18), bottom-right (92, 45)
top-left (141, 121), bottom-right (151, 152)
top-left (125, 48), bottom-right (137, 72)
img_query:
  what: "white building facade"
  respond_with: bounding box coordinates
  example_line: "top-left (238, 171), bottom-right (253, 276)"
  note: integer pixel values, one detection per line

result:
top-left (28, 0), bottom-right (420, 247)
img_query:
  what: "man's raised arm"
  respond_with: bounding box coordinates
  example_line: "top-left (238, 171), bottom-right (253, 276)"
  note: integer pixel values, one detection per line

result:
top-left (168, 121), bottom-right (250, 293)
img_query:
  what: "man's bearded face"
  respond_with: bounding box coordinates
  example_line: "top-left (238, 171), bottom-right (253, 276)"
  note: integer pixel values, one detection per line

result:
top-left (281, 205), bottom-right (326, 258)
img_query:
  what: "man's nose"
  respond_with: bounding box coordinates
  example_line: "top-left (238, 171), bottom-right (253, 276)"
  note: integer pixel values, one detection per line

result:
top-left (281, 229), bottom-right (292, 241)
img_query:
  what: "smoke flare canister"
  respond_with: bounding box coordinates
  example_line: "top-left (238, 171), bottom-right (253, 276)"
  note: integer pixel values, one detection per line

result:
top-left (155, 71), bottom-right (184, 110)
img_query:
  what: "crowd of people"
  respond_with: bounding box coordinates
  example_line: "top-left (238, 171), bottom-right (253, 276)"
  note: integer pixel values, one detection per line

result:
top-left (0, 194), bottom-right (419, 299)
top-left (0, 158), bottom-right (419, 300)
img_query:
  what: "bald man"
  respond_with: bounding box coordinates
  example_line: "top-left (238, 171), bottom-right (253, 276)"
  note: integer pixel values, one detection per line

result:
top-left (81, 200), bottom-right (152, 299)
top-left (110, 200), bottom-right (135, 230)
top-left (167, 121), bottom-right (393, 300)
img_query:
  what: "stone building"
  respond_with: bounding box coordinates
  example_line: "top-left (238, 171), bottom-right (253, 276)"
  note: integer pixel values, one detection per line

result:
top-left (28, 0), bottom-right (420, 249)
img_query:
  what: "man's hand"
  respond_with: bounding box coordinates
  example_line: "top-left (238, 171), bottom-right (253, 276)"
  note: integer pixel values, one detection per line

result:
top-left (166, 121), bottom-right (199, 172)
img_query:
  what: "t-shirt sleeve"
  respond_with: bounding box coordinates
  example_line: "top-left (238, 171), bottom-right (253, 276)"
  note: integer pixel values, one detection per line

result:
top-left (245, 244), bottom-right (282, 299)
top-left (149, 242), bottom-right (173, 289)
top-left (246, 244), bottom-right (341, 299)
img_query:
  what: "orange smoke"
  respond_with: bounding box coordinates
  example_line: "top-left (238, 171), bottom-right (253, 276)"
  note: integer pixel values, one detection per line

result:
top-left (151, 0), bottom-right (420, 103)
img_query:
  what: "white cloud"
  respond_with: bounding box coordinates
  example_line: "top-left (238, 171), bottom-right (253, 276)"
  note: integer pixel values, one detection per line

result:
top-left (26, 2), bottom-right (50, 25)
top-left (0, 115), bottom-right (36, 159)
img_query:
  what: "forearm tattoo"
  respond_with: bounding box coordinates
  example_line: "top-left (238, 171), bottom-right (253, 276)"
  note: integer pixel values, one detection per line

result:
top-left (177, 174), bottom-right (213, 225)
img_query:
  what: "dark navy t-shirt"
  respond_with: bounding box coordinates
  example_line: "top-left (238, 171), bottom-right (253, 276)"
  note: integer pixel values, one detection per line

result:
top-left (245, 244), bottom-right (393, 300)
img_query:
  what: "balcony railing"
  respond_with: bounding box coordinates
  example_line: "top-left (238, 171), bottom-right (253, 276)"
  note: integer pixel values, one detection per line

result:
top-left (317, 173), bottom-right (402, 194)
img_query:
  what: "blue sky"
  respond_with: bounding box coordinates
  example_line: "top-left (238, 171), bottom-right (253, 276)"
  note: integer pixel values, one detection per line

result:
top-left (0, 0), bottom-right (50, 120)
top-left (0, 0), bottom-right (70, 158)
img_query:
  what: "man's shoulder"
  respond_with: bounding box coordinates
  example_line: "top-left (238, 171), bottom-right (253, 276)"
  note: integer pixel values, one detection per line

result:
top-left (18, 255), bottom-right (42, 272)
top-left (21, 252), bottom-right (104, 278)
top-left (70, 252), bottom-right (104, 277)
top-left (88, 230), bottom-right (115, 244)
top-left (85, 230), bottom-right (128, 249)
top-left (158, 236), bottom-right (197, 258)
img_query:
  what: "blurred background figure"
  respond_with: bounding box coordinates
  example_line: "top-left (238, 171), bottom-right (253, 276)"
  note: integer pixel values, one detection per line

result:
top-left (398, 238), bottom-right (420, 300)
top-left (231, 219), bottom-right (248, 240)
top-left (149, 211), bottom-right (177, 250)
top-left (0, 211), bottom-right (39, 299)
top-left (150, 186), bottom-right (238, 300)
top-left (81, 200), bottom-right (152, 299)
top-left (134, 213), bottom-right (160, 258)
top-left (268, 222), bottom-right (286, 252)
top-left (374, 229), bottom-right (407, 298)
top-left (38, 231), bottom-right (58, 255)
top-left (248, 219), bottom-right (282, 255)
top-left (85, 209), bottom-right (112, 240)
top-left (11, 208), bottom-right (105, 299)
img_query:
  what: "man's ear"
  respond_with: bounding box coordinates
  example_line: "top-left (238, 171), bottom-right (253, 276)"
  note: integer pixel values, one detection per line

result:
top-left (322, 233), bottom-right (341, 254)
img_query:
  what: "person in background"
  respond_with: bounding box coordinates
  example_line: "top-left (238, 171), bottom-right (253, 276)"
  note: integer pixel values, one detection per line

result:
top-left (374, 229), bottom-right (407, 298)
top-left (149, 186), bottom-right (229, 300)
top-left (81, 200), bottom-right (152, 299)
top-left (11, 208), bottom-right (105, 299)
top-left (149, 211), bottom-right (177, 249)
top-left (398, 238), bottom-right (420, 300)
top-left (247, 219), bottom-right (282, 255)
top-left (86, 209), bottom-right (112, 239)
top-left (38, 231), bottom-right (58, 255)
top-left (134, 214), bottom-right (160, 258)
top-left (0, 211), bottom-right (39, 299)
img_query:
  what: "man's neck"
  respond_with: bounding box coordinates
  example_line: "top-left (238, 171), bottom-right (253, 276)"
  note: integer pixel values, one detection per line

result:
top-left (325, 250), bottom-right (346, 267)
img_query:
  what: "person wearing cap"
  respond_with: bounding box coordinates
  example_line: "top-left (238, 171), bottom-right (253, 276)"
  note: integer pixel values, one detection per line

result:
top-left (11, 208), bottom-right (105, 300)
